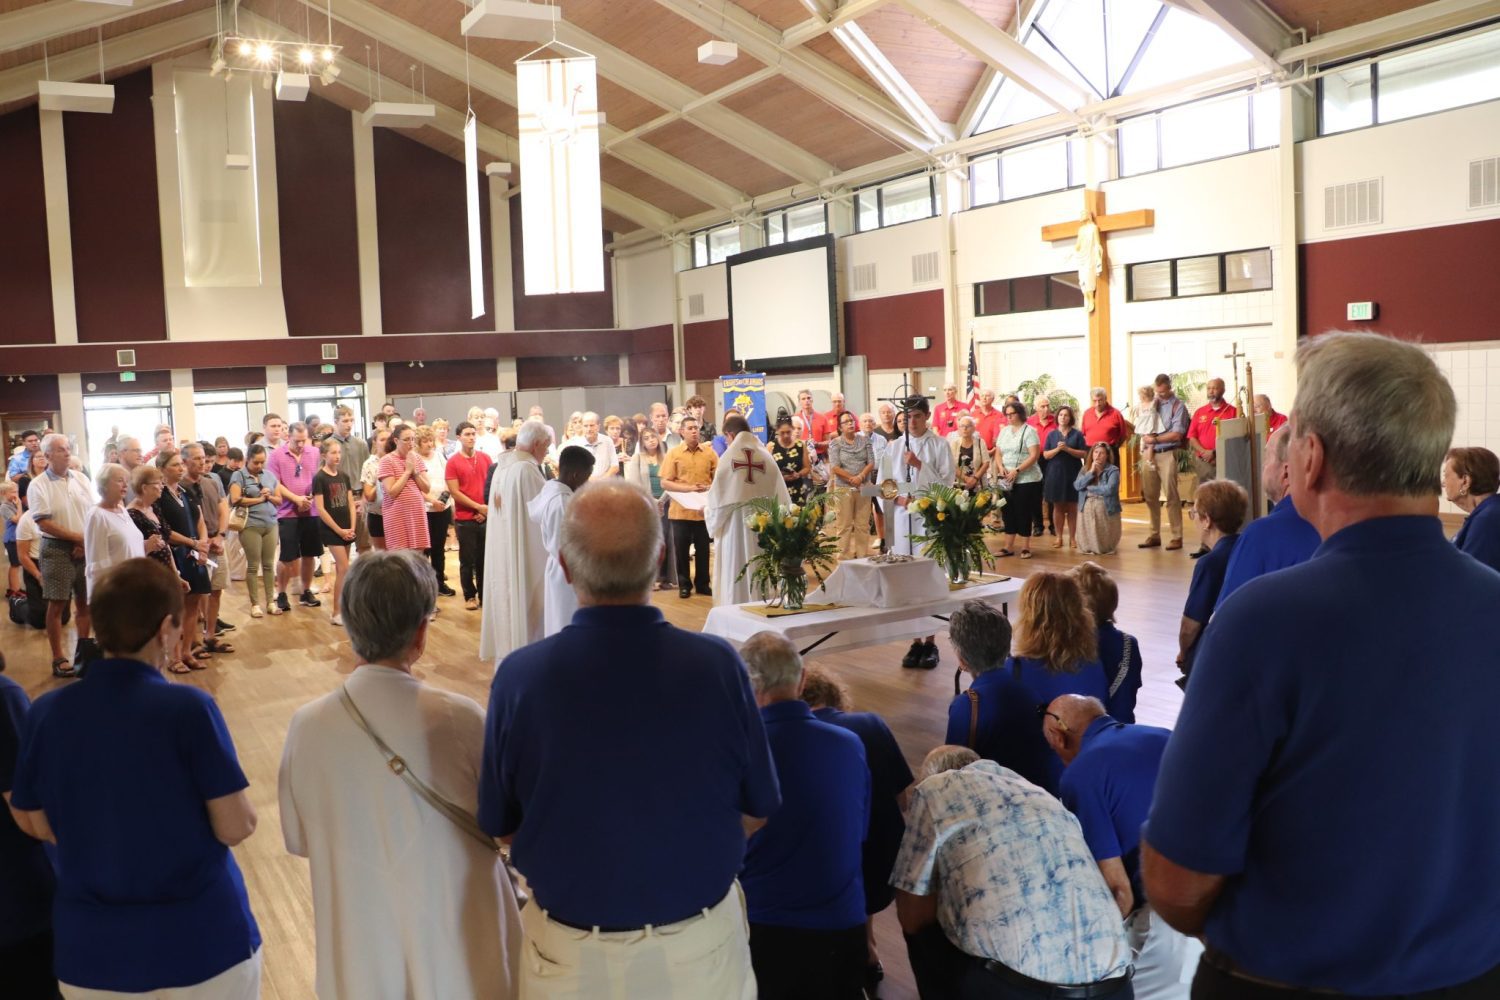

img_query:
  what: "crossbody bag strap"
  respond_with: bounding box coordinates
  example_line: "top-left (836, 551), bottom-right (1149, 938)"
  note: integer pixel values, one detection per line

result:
top-left (966, 689), bottom-right (981, 749)
top-left (338, 685), bottom-right (500, 855)
top-left (1109, 634), bottom-right (1135, 698)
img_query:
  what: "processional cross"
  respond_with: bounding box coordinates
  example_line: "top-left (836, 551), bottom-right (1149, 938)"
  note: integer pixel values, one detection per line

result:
top-left (1224, 341), bottom-right (1248, 400)
top-left (1040, 189), bottom-right (1156, 391)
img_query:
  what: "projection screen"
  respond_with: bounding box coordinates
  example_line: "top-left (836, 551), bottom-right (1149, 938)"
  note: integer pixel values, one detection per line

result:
top-left (727, 235), bottom-right (839, 372)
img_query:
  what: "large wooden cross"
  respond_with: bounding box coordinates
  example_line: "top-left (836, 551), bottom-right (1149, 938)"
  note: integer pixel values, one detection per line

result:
top-left (1040, 188), bottom-right (1155, 391)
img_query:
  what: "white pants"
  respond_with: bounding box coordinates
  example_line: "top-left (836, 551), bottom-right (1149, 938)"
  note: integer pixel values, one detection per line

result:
top-left (61, 949), bottom-right (262, 1000)
top-left (520, 884), bottom-right (755, 1000)
top-left (1126, 907), bottom-right (1196, 1000)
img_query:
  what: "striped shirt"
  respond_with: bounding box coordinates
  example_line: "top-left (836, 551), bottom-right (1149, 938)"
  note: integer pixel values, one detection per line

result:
top-left (377, 452), bottom-right (430, 552)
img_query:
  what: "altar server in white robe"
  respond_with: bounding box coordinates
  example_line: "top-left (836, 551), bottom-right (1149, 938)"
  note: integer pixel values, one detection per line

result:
top-left (705, 414), bottom-right (791, 606)
top-left (878, 397), bottom-right (953, 669)
top-left (479, 422), bottom-right (549, 663)
top-left (527, 445), bottom-right (595, 636)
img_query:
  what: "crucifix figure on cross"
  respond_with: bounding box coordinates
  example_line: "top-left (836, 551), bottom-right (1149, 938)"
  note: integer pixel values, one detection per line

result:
top-left (1041, 189), bottom-right (1156, 392)
top-left (732, 447), bottom-right (766, 485)
top-left (1224, 341), bottom-right (1248, 401)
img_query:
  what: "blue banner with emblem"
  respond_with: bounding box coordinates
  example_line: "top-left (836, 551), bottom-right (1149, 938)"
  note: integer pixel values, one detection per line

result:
top-left (721, 372), bottom-right (768, 443)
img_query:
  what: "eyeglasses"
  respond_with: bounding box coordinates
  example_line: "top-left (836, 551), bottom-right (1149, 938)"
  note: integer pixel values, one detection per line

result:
top-left (1036, 707), bottom-right (1068, 732)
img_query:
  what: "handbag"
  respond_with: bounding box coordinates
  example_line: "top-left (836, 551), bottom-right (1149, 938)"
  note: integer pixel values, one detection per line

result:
top-left (1108, 634), bottom-right (1136, 698)
top-left (227, 504), bottom-right (250, 532)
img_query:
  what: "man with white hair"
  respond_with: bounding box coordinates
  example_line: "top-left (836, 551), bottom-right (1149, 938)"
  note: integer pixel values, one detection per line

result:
top-left (479, 481), bottom-right (779, 999)
top-left (1045, 695), bottom-right (1190, 1000)
top-left (566, 411), bottom-right (618, 479)
top-left (27, 434), bottom-right (99, 676)
top-left (1145, 332), bottom-right (1500, 998)
top-left (1082, 387), bottom-right (1131, 465)
top-left (892, 745), bottom-right (1132, 998)
top-left (739, 632), bottom-right (870, 998)
top-left (932, 383), bottom-right (970, 439)
top-left (1213, 424), bottom-right (1320, 610)
top-left (705, 414), bottom-right (791, 606)
top-left (479, 420), bottom-right (549, 662)
top-left (526, 405), bottom-right (557, 448)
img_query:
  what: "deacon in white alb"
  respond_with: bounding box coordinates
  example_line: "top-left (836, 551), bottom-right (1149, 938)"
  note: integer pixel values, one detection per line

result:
top-left (877, 397), bottom-right (953, 670)
top-left (705, 414), bottom-right (791, 606)
top-left (479, 422), bottom-right (549, 663)
top-left (527, 445), bottom-right (595, 636)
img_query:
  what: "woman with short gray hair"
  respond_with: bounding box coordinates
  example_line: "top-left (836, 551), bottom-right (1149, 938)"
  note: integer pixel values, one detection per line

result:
top-left (277, 549), bottom-right (520, 999)
top-left (83, 462), bottom-right (145, 598)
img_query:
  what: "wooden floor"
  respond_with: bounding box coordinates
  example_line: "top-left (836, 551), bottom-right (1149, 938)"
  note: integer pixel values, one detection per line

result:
top-left (3, 506), bottom-right (1201, 1000)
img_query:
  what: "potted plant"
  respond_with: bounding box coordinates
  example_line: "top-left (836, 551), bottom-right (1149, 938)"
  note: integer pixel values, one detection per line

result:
top-left (1012, 373), bottom-right (1081, 416)
top-left (738, 493), bottom-right (840, 610)
top-left (907, 483), bottom-right (1000, 584)
top-left (1169, 369), bottom-right (1208, 501)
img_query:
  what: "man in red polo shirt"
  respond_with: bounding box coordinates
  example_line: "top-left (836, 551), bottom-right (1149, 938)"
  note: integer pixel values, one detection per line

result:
top-left (1188, 378), bottom-right (1238, 556)
top-left (1081, 387), bottom-right (1132, 463)
top-left (971, 390), bottom-right (1003, 450)
top-left (444, 420), bottom-right (493, 610)
top-left (932, 383), bottom-right (970, 438)
top-left (1027, 396), bottom-right (1059, 536)
top-left (795, 389), bottom-right (832, 456)
top-left (820, 392), bottom-right (849, 457)
top-left (1254, 393), bottom-right (1288, 435)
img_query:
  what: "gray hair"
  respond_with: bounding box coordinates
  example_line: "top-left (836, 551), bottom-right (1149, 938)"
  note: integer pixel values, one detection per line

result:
top-left (1294, 332), bottom-right (1454, 497)
top-left (559, 481), bottom-right (661, 602)
top-left (948, 599), bottom-right (1012, 675)
top-left (741, 632), bottom-right (803, 695)
top-left (95, 462), bottom-right (128, 496)
top-left (40, 432), bottom-right (69, 455)
top-left (179, 441), bottom-right (205, 459)
top-left (340, 550), bottom-right (438, 663)
top-left (878, 402), bottom-right (895, 417)
top-left (582, 411), bottom-right (600, 423)
top-left (118, 436), bottom-right (141, 451)
top-left (920, 745), bottom-right (979, 780)
top-left (1091, 386), bottom-right (1108, 399)
top-left (515, 420), bottom-right (552, 451)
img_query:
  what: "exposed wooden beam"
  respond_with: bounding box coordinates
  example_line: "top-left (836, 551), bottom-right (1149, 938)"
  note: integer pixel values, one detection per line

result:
top-left (0, 0), bottom-right (193, 56)
top-left (1276, 0), bottom-right (1500, 64)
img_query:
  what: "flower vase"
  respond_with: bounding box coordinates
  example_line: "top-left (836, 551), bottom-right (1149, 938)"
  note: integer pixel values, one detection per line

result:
top-left (779, 558), bottom-right (808, 610)
top-left (947, 559), bottom-right (970, 585)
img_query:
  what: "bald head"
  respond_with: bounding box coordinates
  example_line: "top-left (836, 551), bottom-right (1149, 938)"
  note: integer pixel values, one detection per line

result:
top-left (1207, 378), bottom-right (1227, 404)
top-left (1264, 424), bottom-right (1292, 504)
top-left (559, 481), bottom-right (663, 605)
top-left (1043, 694), bottom-right (1108, 765)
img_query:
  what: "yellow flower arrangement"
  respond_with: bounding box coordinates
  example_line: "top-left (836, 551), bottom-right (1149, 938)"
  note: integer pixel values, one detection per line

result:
top-left (908, 483), bottom-right (1001, 582)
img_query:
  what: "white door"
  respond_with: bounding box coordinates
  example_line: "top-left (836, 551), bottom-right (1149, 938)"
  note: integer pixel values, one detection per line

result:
top-left (978, 336), bottom-right (1089, 405)
top-left (1129, 328), bottom-right (1280, 410)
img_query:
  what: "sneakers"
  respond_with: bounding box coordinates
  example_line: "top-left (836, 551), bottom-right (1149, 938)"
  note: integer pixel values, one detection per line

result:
top-left (918, 641), bottom-right (940, 670)
top-left (331, 612), bottom-right (343, 626)
top-left (901, 640), bottom-right (925, 669)
top-left (216, 618), bottom-right (235, 634)
top-left (438, 585), bottom-right (457, 598)
top-left (276, 592), bottom-right (292, 614)
top-left (299, 591), bottom-right (322, 608)
top-left (250, 605), bottom-right (265, 619)
top-left (464, 597), bottom-right (480, 611)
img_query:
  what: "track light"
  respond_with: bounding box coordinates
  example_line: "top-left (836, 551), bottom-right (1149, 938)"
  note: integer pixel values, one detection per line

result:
top-left (255, 43), bottom-right (274, 63)
top-left (322, 47), bottom-right (335, 62)
top-left (210, 57), bottom-right (227, 77)
top-left (238, 40), bottom-right (253, 57)
top-left (298, 47), bottom-right (315, 66)
top-left (319, 63), bottom-right (341, 86)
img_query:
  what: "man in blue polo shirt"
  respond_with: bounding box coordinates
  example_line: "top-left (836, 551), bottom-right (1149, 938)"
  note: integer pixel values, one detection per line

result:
top-left (740, 634), bottom-right (870, 1000)
top-left (479, 481), bottom-right (779, 1000)
top-left (0, 654), bottom-right (57, 999)
top-left (1214, 425), bottom-right (1320, 609)
top-left (1045, 695), bottom-right (1191, 1000)
top-left (1144, 332), bottom-right (1500, 998)
top-left (943, 599), bottom-right (1055, 792)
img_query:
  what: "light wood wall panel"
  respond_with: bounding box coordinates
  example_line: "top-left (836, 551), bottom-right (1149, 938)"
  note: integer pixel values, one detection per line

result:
top-left (643, 118), bottom-right (799, 194)
top-left (721, 74), bottom-right (904, 170)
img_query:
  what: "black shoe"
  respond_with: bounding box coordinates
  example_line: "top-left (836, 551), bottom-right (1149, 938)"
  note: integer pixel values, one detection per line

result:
top-left (314, 566), bottom-right (325, 578)
top-left (73, 637), bottom-right (101, 676)
top-left (299, 591), bottom-right (322, 608)
top-left (1189, 546), bottom-right (1210, 559)
top-left (865, 962), bottom-right (885, 993)
top-left (216, 618), bottom-right (235, 634)
top-left (696, 586), bottom-right (713, 598)
top-left (276, 592), bottom-right (292, 613)
top-left (438, 585), bottom-right (457, 597)
top-left (1031, 526), bottom-right (1045, 537)
top-left (679, 586), bottom-right (693, 599)
top-left (918, 641), bottom-right (941, 670)
top-left (901, 640), bottom-right (924, 669)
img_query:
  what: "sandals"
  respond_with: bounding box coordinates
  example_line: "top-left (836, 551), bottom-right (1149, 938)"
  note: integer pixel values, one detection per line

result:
top-left (168, 661), bottom-right (193, 675)
top-left (51, 657), bottom-right (76, 679)
top-left (996, 548), bottom-right (1015, 558)
top-left (202, 638), bottom-right (234, 655)
top-left (1020, 550), bottom-right (1034, 559)
top-left (1051, 538), bottom-right (1063, 548)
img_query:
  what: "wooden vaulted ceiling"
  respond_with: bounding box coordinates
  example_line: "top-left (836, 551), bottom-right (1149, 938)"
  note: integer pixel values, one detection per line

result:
top-left (0, 0), bottom-right (1490, 237)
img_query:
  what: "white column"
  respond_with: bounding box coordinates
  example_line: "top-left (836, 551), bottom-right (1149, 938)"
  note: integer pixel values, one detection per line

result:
top-left (363, 362), bottom-right (387, 417)
top-left (938, 167), bottom-right (966, 388)
top-left (671, 241), bottom-right (692, 404)
top-left (1275, 86), bottom-right (1305, 408)
top-left (151, 64), bottom-right (184, 335)
top-left (496, 358), bottom-right (518, 393)
top-left (266, 365), bottom-right (290, 421)
top-left (738, 218), bottom-right (762, 253)
top-left (170, 369), bottom-right (197, 441)
top-left (58, 374), bottom-right (85, 447)
top-left (352, 111), bottom-right (383, 336)
top-left (618, 355), bottom-right (630, 385)
top-left (38, 110), bottom-right (78, 345)
top-left (488, 170), bottom-right (516, 332)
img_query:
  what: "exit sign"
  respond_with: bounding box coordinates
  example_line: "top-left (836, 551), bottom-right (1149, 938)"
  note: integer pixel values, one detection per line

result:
top-left (1346, 302), bottom-right (1378, 322)
top-left (321, 363), bottom-right (336, 374)
top-left (119, 371), bottom-right (136, 383)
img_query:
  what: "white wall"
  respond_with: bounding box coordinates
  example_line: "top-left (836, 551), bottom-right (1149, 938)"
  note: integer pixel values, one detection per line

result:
top-left (1429, 341), bottom-right (1500, 514)
top-left (678, 262), bottom-right (729, 323)
top-left (616, 244), bottom-right (676, 328)
top-left (839, 215), bottom-right (946, 302)
top-left (1300, 98), bottom-right (1500, 244)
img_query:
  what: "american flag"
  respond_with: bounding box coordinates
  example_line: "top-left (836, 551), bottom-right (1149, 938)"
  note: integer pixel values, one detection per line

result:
top-left (966, 337), bottom-right (980, 407)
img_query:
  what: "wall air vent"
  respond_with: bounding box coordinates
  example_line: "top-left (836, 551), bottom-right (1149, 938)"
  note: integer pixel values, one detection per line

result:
top-left (1470, 157), bottom-right (1500, 210)
top-left (687, 293), bottom-right (705, 318)
top-left (321, 343), bottom-right (340, 361)
top-left (116, 349), bottom-right (136, 367)
top-left (911, 251), bottom-right (940, 284)
top-left (1324, 178), bottom-right (1382, 229)
top-left (851, 262), bottom-right (877, 293)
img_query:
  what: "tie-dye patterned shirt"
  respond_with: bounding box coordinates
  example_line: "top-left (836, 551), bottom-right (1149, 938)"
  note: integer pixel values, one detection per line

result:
top-left (890, 760), bottom-right (1130, 985)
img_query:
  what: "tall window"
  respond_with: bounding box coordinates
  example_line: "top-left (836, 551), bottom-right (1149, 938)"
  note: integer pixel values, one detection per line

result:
top-left (287, 385), bottom-right (366, 433)
top-left (1318, 26), bottom-right (1500, 135)
top-left (969, 136), bottom-right (1086, 208)
top-left (691, 222), bottom-right (742, 267)
top-left (83, 392), bottom-right (172, 473)
top-left (765, 200), bottom-right (828, 245)
top-left (1118, 88), bottom-right (1279, 177)
top-left (194, 389), bottom-right (268, 451)
top-left (854, 173), bottom-right (937, 232)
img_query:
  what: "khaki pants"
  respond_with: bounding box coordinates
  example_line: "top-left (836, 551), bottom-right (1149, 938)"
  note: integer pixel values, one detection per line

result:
top-left (520, 884), bottom-right (754, 1000)
top-left (834, 490), bottom-right (873, 560)
top-left (1140, 449), bottom-right (1183, 542)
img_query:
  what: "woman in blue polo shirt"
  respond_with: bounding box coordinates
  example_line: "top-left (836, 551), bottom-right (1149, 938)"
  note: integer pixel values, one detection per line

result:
top-left (1444, 446), bottom-right (1500, 574)
top-left (8, 557), bottom-right (262, 998)
top-left (1177, 479), bottom-right (1249, 684)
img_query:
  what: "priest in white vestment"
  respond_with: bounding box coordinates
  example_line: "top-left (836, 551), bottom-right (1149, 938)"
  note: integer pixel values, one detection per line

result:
top-left (527, 445), bottom-right (595, 636)
top-left (705, 415), bottom-right (791, 606)
top-left (877, 398), bottom-right (953, 669)
top-left (278, 549), bottom-right (521, 1000)
top-left (479, 422), bottom-right (549, 663)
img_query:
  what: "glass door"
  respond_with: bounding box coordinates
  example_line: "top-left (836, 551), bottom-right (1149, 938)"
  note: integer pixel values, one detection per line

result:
top-left (83, 392), bottom-right (173, 474)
